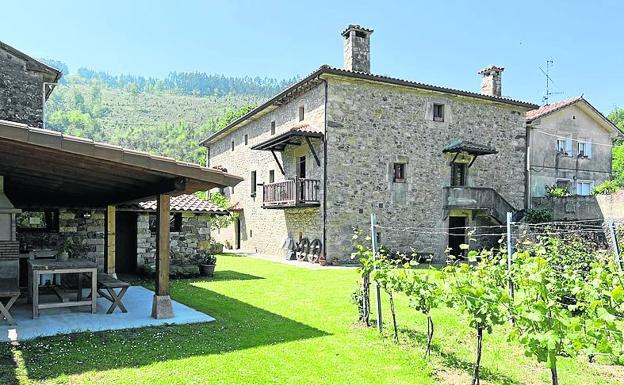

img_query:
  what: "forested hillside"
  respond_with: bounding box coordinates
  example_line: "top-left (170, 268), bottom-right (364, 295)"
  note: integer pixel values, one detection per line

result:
top-left (42, 60), bottom-right (295, 164)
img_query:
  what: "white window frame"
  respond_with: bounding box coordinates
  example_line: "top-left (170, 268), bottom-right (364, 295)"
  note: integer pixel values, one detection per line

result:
top-left (556, 137), bottom-right (572, 156)
top-left (576, 180), bottom-right (594, 196)
top-left (577, 139), bottom-right (592, 158)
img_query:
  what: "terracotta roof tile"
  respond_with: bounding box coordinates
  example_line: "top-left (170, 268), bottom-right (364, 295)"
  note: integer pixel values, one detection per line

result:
top-left (121, 194), bottom-right (229, 214)
top-left (525, 96), bottom-right (583, 121)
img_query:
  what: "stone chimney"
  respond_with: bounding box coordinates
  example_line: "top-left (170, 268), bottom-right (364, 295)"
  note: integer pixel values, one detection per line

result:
top-left (478, 65), bottom-right (504, 97)
top-left (342, 25), bottom-right (373, 73)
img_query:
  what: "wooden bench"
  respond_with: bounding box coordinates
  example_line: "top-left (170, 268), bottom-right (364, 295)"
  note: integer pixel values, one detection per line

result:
top-left (0, 258), bottom-right (20, 325)
top-left (96, 273), bottom-right (130, 314)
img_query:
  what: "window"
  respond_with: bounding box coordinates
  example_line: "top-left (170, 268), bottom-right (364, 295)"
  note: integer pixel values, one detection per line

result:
top-left (298, 156), bottom-right (306, 178)
top-left (231, 140), bottom-right (235, 151)
top-left (556, 138), bottom-right (572, 155)
top-left (148, 213), bottom-right (182, 233)
top-left (244, 134), bottom-right (248, 146)
top-left (433, 103), bottom-right (445, 122)
top-left (578, 140), bottom-right (592, 158)
top-left (298, 106), bottom-right (305, 122)
top-left (576, 180), bottom-right (593, 196)
top-left (250, 171), bottom-right (257, 197)
top-left (270, 121), bottom-right (276, 135)
top-left (16, 209), bottom-right (59, 232)
top-left (269, 170), bottom-right (275, 183)
top-left (231, 185), bottom-right (235, 194)
top-left (556, 179), bottom-right (571, 194)
top-left (393, 163), bottom-right (406, 182)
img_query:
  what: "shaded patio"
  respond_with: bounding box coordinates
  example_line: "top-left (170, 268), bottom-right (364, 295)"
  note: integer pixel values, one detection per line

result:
top-left (0, 120), bottom-right (242, 330)
top-left (0, 286), bottom-right (213, 342)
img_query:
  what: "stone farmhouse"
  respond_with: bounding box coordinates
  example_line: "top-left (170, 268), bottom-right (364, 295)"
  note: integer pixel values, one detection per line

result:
top-left (203, 25), bottom-right (540, 263)
top-left (526, 97), bottom-right (621, 200)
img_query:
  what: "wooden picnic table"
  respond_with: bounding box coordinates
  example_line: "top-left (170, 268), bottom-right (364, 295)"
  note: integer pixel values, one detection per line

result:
top-left (28, 258), bottom-right (98, 319)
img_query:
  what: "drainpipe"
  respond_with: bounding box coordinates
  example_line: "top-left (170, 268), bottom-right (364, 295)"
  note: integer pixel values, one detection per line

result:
top-left (321, 77), bottom-right (328, 262)
top-left (526, 125), bottom-right (531, 209)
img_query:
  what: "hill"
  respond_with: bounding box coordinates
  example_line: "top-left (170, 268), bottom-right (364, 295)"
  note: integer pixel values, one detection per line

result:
top-left (42, 63), bottom-right (295, 164)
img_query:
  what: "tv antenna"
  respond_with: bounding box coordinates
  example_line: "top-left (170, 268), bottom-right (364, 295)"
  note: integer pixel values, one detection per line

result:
top-left (539, 60), bottom-right (563, 105)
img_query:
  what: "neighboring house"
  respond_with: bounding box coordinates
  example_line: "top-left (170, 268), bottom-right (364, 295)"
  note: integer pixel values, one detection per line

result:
top-left (203, 25), bottom-right (538, 263)
top-left (526, 97), bottom-right (621, 201)
top-left (0, 40), bottom-right (61, 127)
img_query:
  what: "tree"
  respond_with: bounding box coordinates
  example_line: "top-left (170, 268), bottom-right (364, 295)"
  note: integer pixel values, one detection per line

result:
top-left (609, 107), bottom-right (624, 185)
top-left (352, 229), bottom-right (376, 326)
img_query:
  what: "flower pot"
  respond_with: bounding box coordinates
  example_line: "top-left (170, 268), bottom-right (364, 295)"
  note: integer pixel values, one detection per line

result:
top-left (199, 264), bottom-right (216, 277)
top-left (57, 251), bottom-right (69, 262)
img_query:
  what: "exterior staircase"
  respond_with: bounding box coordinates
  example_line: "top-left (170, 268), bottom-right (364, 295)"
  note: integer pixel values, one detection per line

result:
top-left (443, 187), bottom-right (517, 224)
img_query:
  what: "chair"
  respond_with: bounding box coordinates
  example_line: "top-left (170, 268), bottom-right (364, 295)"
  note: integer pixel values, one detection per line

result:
top-left (0, 257), bottom-right (20, 325)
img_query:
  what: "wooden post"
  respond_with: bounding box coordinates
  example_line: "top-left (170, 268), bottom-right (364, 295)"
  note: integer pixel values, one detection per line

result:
top-left (105, 205), bottom-right (116, 277)
top-left (151, 193), bottom-right (174, 319)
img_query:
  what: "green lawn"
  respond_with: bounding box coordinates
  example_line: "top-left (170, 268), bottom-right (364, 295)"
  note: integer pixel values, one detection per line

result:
top-left (1, 255), bottom-right (622, 385)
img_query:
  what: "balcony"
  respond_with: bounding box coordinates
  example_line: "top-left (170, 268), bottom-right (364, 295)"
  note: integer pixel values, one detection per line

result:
top-left (443, 186), bottom-right (516, 224)
top-left (262, 178), bottom-right (320, 209)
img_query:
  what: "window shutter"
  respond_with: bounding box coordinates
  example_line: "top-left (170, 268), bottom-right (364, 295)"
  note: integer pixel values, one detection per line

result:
top-left (566, 139), bottom-right (573, 155)
top-left (586, 142), bottom-right (592, 158)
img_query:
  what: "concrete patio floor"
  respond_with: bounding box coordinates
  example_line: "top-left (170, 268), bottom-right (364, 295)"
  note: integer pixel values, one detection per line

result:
top-left (0, 286), bottom-right (214, 342)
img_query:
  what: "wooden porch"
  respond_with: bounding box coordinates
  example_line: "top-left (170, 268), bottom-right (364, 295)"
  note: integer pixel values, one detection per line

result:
top-left (0, 120), bottom-right (241, 321)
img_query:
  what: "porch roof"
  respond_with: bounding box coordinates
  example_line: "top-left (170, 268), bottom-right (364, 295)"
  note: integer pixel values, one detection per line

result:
top-left (442, 139), bottom-right (498, 156)
top-left (250, 126), bottom-right (323, 152)
top-left (0, 120), bottom-right (242, 208)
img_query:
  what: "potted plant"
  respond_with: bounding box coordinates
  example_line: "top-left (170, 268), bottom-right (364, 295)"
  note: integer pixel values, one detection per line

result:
top-left (198, 252), bottom-right (217, 277)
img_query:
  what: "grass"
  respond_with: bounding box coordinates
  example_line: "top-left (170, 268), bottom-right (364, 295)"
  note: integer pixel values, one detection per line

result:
top-left (1, 254), bottom-right (622, 385)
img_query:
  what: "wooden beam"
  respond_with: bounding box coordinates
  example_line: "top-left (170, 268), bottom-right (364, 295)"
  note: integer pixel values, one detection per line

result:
top-left (155, 194), bottom-right (170, 296)
top-left (105, 206), bottom-right (116, 277)
top-left (152, 193), bottom-right (173, 319)
top-left (305, 136), bottom-right (321, 167)
top-left (271, 150), bottom-right (286, 176)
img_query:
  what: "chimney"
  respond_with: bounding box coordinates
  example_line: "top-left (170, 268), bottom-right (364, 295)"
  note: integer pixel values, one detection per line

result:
top-left (342, 25), bottom-right (373, 73)
top-left (478, 65), bottom-right (504, 97)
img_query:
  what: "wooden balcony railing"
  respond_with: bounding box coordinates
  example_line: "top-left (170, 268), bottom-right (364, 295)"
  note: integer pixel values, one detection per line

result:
top-left (262, 178), bottom-right (320, 208)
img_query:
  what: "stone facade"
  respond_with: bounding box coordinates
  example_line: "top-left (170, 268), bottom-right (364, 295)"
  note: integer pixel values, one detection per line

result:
top-left (17, 208), bottom-right (213, 272)
top-left (17, 209), bottom-right (106, 269)
top-left (0, 44), bottom-right (59, 127)
top-left (137, 212), bottom-right (213, 268)
top-left (324, 76), bottom-right (527, 261)
top-left (207, 74), bottom-right (530, 263)
top-left (208, 83), bottom-right (326, 256)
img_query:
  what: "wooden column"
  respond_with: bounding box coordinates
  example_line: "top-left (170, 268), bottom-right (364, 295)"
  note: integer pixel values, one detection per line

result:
top-left (105, 205), bottom-right (116, 277)
top-left (151, 193), bottom-right (173, 319)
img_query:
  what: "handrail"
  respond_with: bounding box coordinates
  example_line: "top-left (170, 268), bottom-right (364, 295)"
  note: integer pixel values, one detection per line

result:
top-left (444, 186), bottom-right (516, 224)
top-left (262, 177), bottom-right (320, 207)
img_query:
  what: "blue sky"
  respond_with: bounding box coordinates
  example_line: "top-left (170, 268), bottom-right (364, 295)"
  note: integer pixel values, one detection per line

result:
top-left (2, 0), bottom-right (622, 113)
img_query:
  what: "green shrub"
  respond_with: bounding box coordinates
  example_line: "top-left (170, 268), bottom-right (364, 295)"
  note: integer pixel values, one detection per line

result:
top-left (524, 208), bottom-right (553, 224)
top-left (592, 180), bottom-right (620, 195)
top-left (545, 185), bottom-right (569, 197)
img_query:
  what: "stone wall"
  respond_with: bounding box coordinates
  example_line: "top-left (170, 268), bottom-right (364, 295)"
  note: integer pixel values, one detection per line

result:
top-left (208, 83), bottom-right (326, 256)
top-left (0, 47), bottom-right (46, 127)
top-left (324, 76), bottom-right (528, 262)
top-left (137, 212), bottom-right (213, 267)
top-left (18, 209), bottom-right (214, 272)
top-left (17, 209), bottom-right (105, 269)
top-left (532, 192), bottom-right (624, 222)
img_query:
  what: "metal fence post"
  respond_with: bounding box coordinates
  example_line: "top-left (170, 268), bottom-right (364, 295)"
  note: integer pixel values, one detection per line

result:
top-left (506, 212), bottom-right (515, 300)
top-left (608, 221), bottom-right (623, 272)
top-left (371, 213), bottom-right (382, 332)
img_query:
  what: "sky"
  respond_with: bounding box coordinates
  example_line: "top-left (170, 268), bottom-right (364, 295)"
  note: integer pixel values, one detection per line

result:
top-left (2, 0), bottom-right (623, 113)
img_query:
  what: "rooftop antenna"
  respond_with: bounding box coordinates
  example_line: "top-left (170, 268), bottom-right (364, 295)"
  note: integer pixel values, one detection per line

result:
top-left (539, 60), bottom-right (563, 105)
